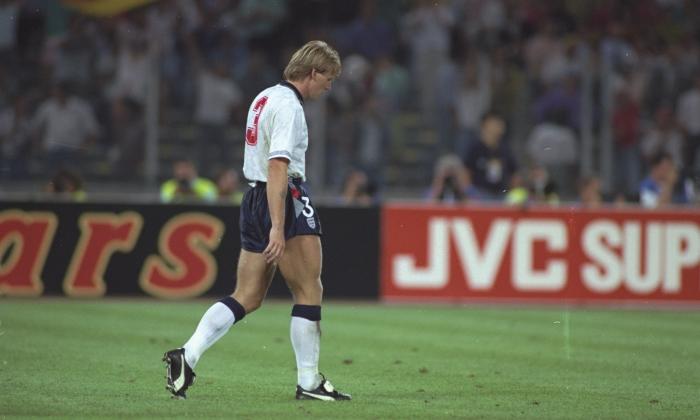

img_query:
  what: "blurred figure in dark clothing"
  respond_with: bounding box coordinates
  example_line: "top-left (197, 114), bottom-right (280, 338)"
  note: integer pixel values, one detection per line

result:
top-left (44, 168), bottom-right (86, 201)
top-left (428, 154), bottom-right (479, 204)
top-left (463, 112), bottom-right (516, 200)
top-left (340, 168), bottom-right (378, 206)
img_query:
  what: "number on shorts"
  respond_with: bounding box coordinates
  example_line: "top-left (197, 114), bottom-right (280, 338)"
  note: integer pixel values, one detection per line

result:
top-left (301, 196), bottom-right (314, 217)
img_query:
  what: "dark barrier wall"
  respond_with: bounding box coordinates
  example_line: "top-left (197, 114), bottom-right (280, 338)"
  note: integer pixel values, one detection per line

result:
top-left (0, 202), bottom-right (379, 299)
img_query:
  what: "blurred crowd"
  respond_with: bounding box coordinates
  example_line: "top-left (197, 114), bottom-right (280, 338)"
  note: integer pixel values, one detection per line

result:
top-left (0, 0), bottom-right (699, 208)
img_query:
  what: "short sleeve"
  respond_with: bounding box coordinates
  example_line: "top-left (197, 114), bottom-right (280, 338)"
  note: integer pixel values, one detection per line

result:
top-left (268, 100), bottom-right (303, 162)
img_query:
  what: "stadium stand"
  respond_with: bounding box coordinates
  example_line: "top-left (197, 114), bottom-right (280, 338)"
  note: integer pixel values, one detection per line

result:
top-left (0, 0), bottom-right (698, 206)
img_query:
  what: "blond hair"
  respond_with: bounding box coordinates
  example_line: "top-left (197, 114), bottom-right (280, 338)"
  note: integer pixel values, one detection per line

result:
top-left (283, 40), bottom-right (341, 81)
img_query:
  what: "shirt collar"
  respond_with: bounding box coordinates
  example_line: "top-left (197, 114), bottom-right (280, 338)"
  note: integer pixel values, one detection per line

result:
top-left (279, 81), bottom-right (304, 104)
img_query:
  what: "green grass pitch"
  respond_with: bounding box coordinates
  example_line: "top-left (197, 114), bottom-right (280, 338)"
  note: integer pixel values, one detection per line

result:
top-left (0, 299), bottom-right (698, 419)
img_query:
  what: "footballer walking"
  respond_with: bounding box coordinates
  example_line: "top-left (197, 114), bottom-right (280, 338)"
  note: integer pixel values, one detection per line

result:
top-left (163, 40), bottom-right (350, 401)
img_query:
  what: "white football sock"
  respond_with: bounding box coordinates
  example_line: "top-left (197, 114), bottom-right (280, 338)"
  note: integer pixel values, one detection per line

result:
top-left (183, 302), bottom-right (236, 368)
top-left (290, 316), bottom-right (322, 390)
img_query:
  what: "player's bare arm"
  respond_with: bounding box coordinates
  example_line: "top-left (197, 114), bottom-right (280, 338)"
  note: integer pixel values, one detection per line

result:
top-left (264, 157), bottom-right (290, 264)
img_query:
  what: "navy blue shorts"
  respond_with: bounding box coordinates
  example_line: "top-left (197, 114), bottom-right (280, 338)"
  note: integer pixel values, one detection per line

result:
top-left (240, 178), bottom-right (322, 252)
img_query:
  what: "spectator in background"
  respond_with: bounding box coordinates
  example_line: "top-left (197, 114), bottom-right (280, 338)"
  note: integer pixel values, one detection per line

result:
top-left (372, 54), bottom-right (410, 114)
top-left (334, 0), bottom-right (394, 61)
top-left (452, 54), bottom-right (491, 157)
top-left (613, 192), bottom-right (629, 208)
top-left (489, 45), bottom-right (526, 125)
top-left (147, 0), bottom-right (188, 108)
top-left (639, 152), bottom-right (678, 208)
top-left (524, 22), bottom-right (563, 88)
top-left (191, 6), bottom-right (229, 64)
top-left (219, 30), bottom-right (250, 82)
top-left (640, 36), bottom-right (676, 114)
top-left (160, 158), bottom-right (217, 203)
top-left (458, 0), bottom-right (507, 49)
top-left (110, 11), bottom-right (150, 106)
top-left (5, 0), bottom-right (700, 205)
top-left (540, 39), bottom-right (579, 88)
top-left (339, 168), bottom-right (378, 206)
top-left (49, 15), bottom-right (93, 93)
top-left (578, 175), bottom-right (603, 208)
top-left (108, 97), bottom-right (144, 177)
top-left (401, 0), bottom-right (455, 120)
top-left (44, 168), bottom-right (86, 201)
top-left (612, 88), bottom-right (642, 198)
top-left (184, 31), bottom-right (243, 174)
top-left (354, 95), bottom-right (387, 186)
top-left (90, 17), bottom-right (119, 102)
top-left (464, 112), bottom-right (516, 199)
top-left (0, 0), bottom-right (20, 68)
top-left (640, 105), bottom-right (683, 168)
top-left (533, 73), bottom-right (581, 130)
top-left (325, 53), bottom-right (372, 189)
top-left (676, 75), bottom-right (700, 177)
top-left (32, 82), bottom-right (99, 173)
top-left (216, 167), bottom-right (245, 205)
top-left (427, 154), bottom-right (478, 204)
top-left (526, 108), bottom-right (578, 196)
top-left (434, 46), bottom-right (459, 153)
top-left (669, 36), bottom-right (700, 91)
top-left (600, 22), bottom-right (636, 73)
top-left (232, 0), bottom-right (288, 47)
top-left (0, 94), bottom-right (33, 177)
top-left (333, 53), bottom-right (371, 106)
top-left (239, 50), bottom-right (278, 104)
top-left (529, 164), bottom-right (559, 205)
top-left (504, 172), bottom-right (529, 207)
top-left (0, 64), bottom-right (12, 110)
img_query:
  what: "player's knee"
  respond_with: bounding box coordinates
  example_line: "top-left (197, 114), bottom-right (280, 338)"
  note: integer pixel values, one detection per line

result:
top-left (293, 278), bottom-right (323, 301)
top-left (245, 299), bottom-right (263, 313)
top-left (231, 292), bottom-right (265, 314)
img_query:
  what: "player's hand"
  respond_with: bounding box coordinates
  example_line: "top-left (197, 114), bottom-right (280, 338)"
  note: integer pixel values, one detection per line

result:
top-left (263, 226), bottom-right (285, 264)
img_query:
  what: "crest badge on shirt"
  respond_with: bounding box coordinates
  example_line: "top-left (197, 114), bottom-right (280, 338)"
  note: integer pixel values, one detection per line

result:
top-left (306, 217), bottom-right (316, 229)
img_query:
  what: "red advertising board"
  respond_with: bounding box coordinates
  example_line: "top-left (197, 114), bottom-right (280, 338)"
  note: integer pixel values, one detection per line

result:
top-left (381, 204), bottom-right (700, 304)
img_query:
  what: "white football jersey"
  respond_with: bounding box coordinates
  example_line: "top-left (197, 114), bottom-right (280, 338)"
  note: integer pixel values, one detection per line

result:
top-left (242, 82), bottom-right (308, 183)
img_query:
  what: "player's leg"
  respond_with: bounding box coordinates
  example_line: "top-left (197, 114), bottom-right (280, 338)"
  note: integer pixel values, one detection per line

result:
top-left (279, 235), bottom-right (322, 389)
top-left (279, 235), bottom-right (323, 304)
top-left (278, 235), bottom-right (350, 400)
top-left (182, 250), bottom-right (275, 368)
top-left (164, 250), bottom-right (274, 398)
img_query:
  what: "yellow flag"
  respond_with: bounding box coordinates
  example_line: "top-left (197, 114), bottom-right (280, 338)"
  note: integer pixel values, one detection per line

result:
top-left (61, 0), bottom-right (156, 17)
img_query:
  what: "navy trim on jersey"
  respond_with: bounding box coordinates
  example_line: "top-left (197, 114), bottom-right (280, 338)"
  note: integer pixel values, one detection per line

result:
top-left (269, 150), bottom-right (293, 160)
top-left (279, 81), bottom-right (304, 104)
